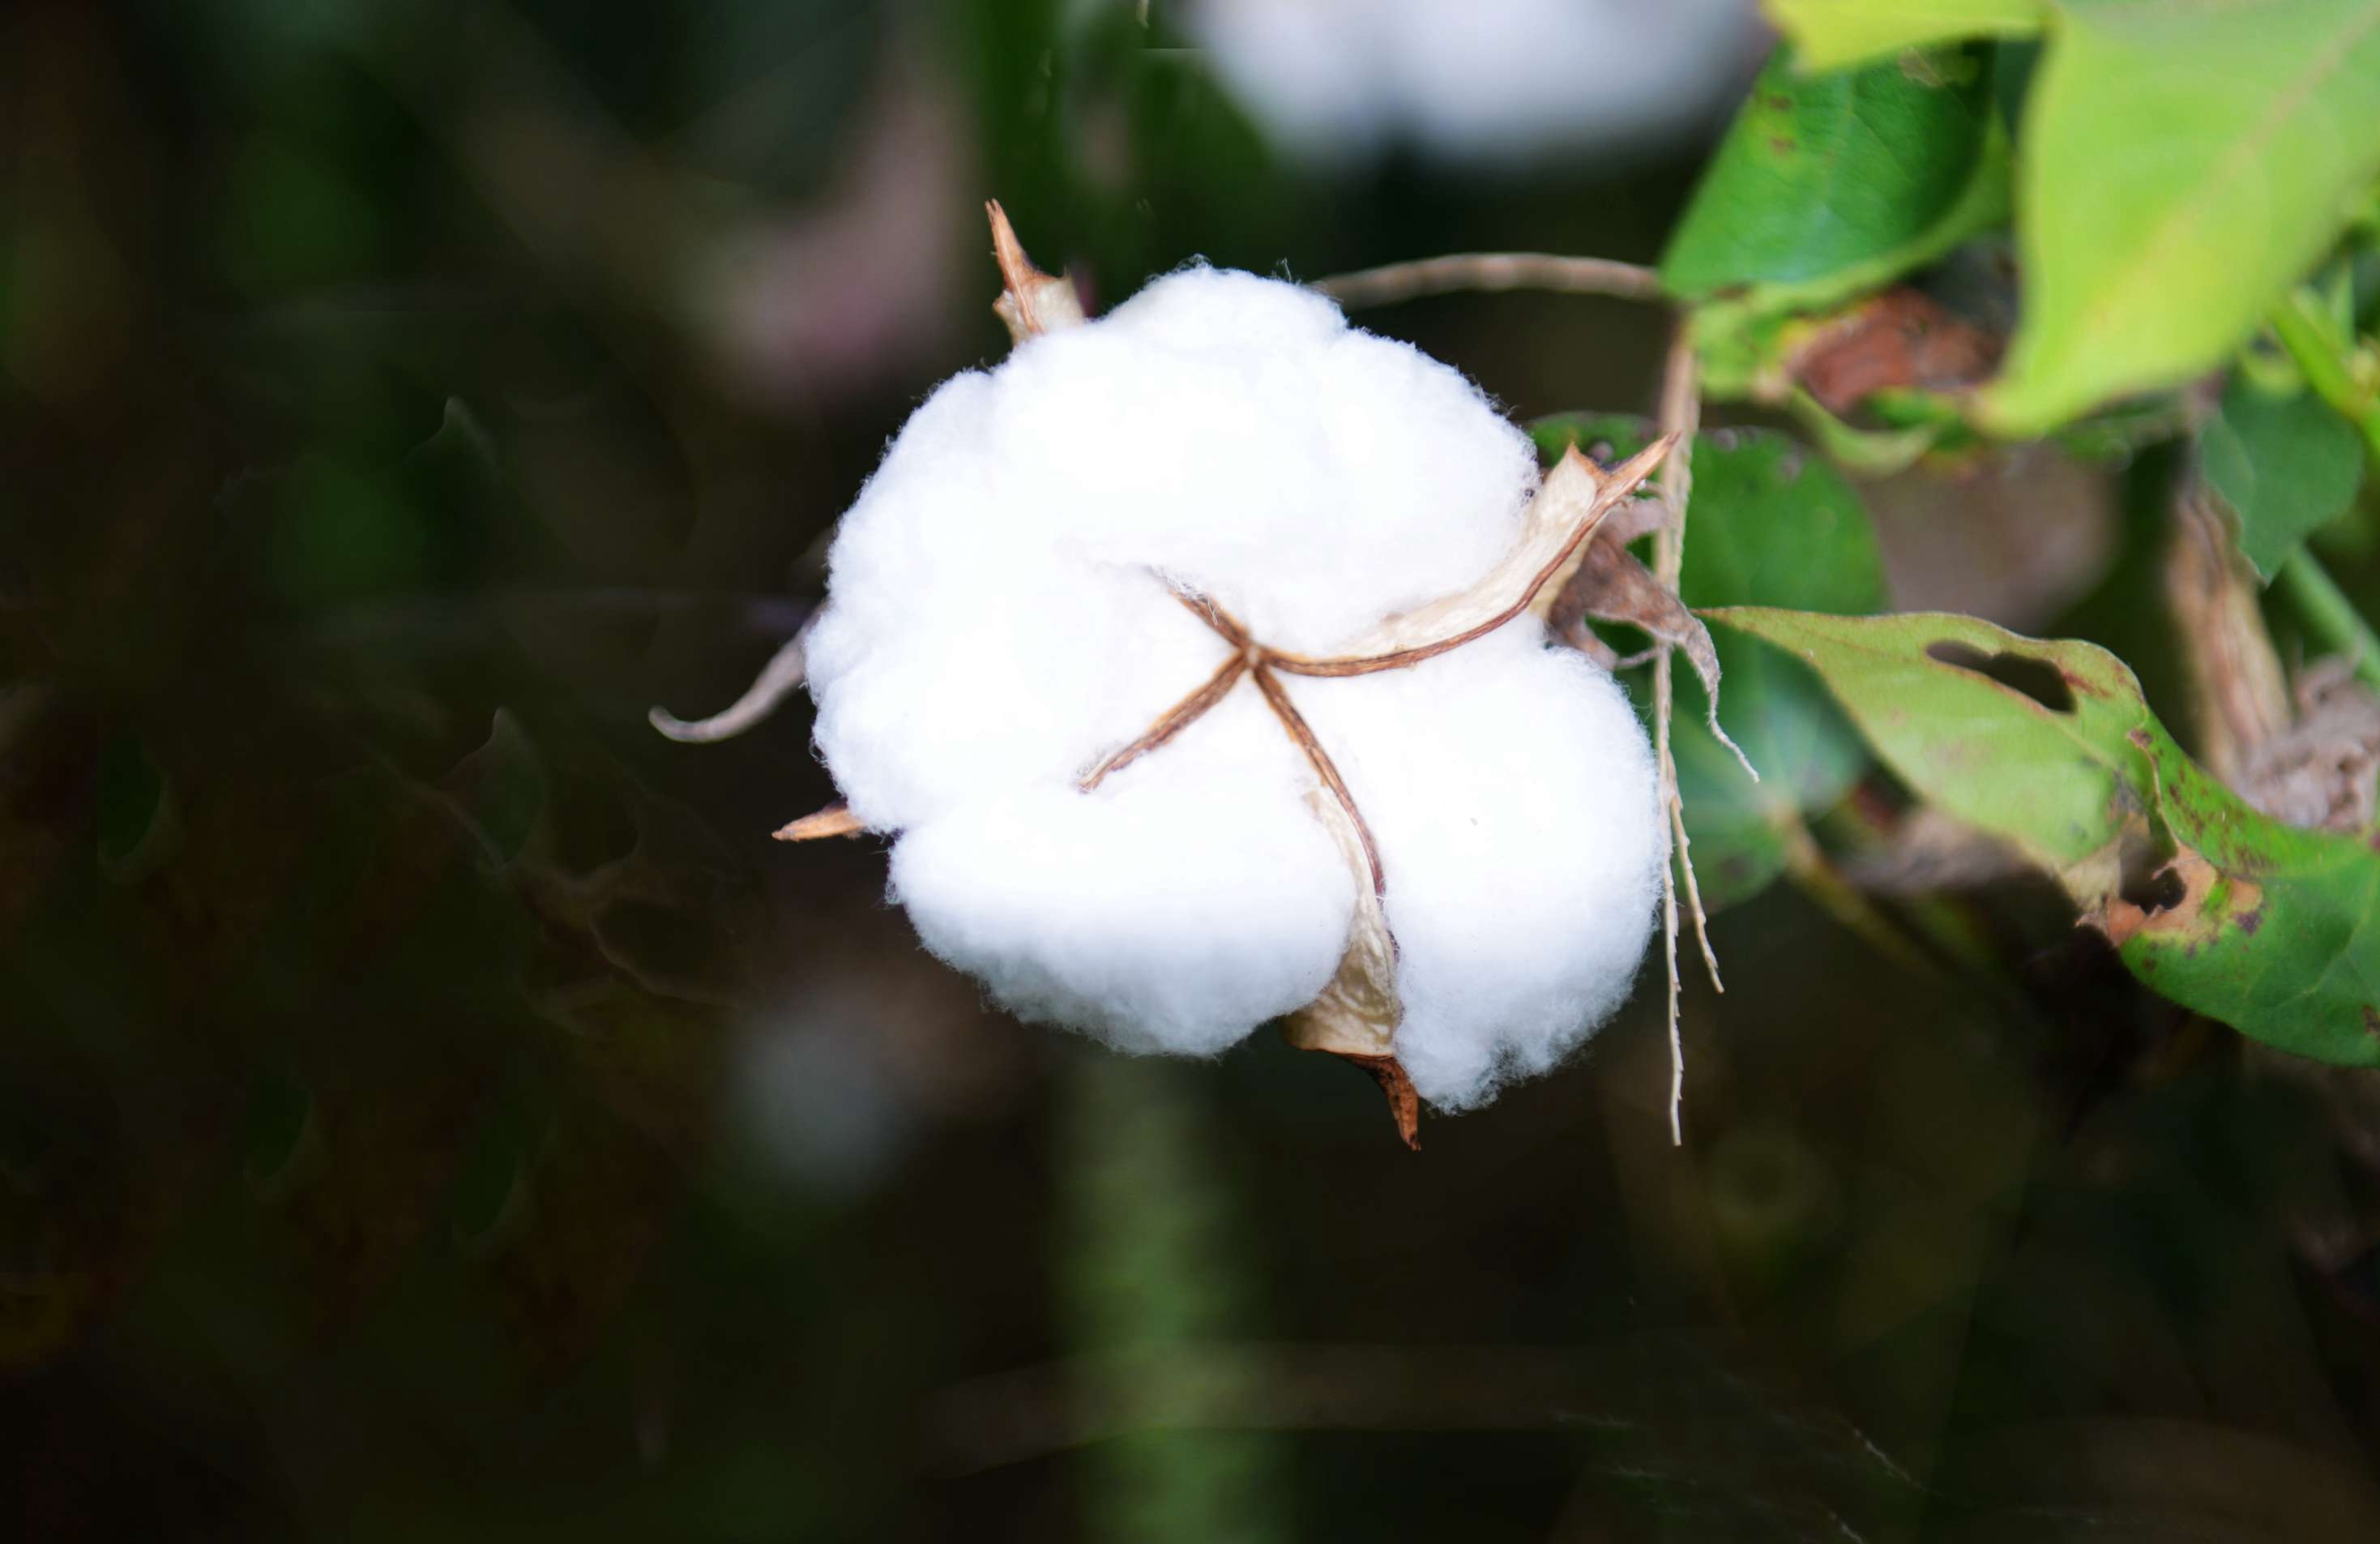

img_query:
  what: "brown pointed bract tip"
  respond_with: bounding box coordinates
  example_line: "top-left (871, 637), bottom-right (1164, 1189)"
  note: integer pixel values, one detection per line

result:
top-left (986, 200), bottom-right (1037, 311)
top-left (986, 199), bottom-right (1086, 342)
top-left (773, 802), bottom-right (864, 841)
top-left (1342, 1054), bottom-right (1422, 1149)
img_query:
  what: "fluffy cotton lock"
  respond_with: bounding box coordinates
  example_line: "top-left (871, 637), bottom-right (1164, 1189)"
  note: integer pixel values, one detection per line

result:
top-left (802, 265), bottom-right (1664, 1109)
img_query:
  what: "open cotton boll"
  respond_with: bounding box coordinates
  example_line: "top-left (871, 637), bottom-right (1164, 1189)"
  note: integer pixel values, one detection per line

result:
top-left (804, 255), bottom-right (1668, 1114)
top-left (1282, 632), bottom-right (1663, 1108)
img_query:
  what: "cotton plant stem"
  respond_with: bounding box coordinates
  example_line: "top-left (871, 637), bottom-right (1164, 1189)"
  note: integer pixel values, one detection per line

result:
top-left (1312, 253), bottom-right (1665, 310)
top-left (2265, 291), bottom-right (2380, 694)
top-left (2268, 290), bottom-right (2380, 469)
top-left (2278, 548), bottom-right (2380, 694)
top-left (1651, 327), bottom-right (1716, 1148)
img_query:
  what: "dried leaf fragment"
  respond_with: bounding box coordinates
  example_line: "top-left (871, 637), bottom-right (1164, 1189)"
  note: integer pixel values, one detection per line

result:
top-left (1344, 1055), bottom-right (1421, 1150)
top-left (1548, 524), bottom-right (1755, 781)
top-left (1785, 288), bottom-right (2002, 414)
top-left (1281, 789), bottom-right (1411, 1139)
top-left (773, 802), bottom-right (863, 842)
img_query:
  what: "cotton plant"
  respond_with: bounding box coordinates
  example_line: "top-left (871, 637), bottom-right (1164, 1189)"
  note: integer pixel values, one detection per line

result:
top-left (663, 207), bottom-right (1742, 1144)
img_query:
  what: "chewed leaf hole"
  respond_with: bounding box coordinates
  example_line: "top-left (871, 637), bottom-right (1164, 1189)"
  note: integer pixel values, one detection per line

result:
top-left (2117, 830), bottom-right (2186, 917)
top-left (1925, 641), bottom-right (2077, 714)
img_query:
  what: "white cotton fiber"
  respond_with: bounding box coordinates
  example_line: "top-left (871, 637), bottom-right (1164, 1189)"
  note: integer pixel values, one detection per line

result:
top-left (805, 264), bottom-right (1662, 1107)
top-left (888, 688), bottom-right (1356, 1057)
top-left (1280, 632), bottom-right (1663, 1108)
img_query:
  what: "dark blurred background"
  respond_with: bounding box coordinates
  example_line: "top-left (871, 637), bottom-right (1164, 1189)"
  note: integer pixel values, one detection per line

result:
top-left (10, 2), bottom-right (2380, 1539)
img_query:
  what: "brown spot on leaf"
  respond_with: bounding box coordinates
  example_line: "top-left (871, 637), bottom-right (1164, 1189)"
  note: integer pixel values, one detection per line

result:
top-left (2099, 846), bottom-right (2262, 949)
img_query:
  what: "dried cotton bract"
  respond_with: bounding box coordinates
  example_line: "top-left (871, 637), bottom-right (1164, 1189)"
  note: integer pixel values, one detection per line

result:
top-left (793, 214), bottom-right (1672, 1135)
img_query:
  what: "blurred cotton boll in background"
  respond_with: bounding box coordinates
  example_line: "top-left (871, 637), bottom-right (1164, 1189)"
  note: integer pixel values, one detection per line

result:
top-left (1184, 0), bottom-right (1769, 169)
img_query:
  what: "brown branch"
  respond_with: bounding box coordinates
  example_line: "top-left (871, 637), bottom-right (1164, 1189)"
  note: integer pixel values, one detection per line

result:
top-left (1313, 252), bottom-right (1665, 311)
top-left (1173, 586), bottom-right (1254, 648)
top-left (1650, 325), bottom-right (1713, 1147)
top-left (1078, 649), bottom-right (1252, 790)
top-left (1250, 664), bottom-right (1384, 897)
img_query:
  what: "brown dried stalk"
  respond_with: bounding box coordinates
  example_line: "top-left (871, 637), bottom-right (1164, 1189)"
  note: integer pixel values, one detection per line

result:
top-left (1314, 252), bottom-right (1664, 310)
top-left (1248, 661), bottom-right (1385, 897)
top-left (1078, 650), bottom-right (1254, 791)
top-left (1651, 325), bottom-right (1718, 1148)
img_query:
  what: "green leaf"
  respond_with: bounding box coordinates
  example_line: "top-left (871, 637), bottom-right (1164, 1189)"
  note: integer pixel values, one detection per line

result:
top-left (2201, 375), bottom-right (2367, 580)
top-left (1661, 44), bottom-right (2010, 314)
top-left (2121, 727), bottom-right (2380, 1067)
top-left (1532, 417), bottom-right (1887, 909)
top-left (1707, 607), bottom-right (2380, 1067)
top-left (1763, 0), bottom-right (2046, 72)
top-left (1703, 609), bottom-right (2148, 886)
top-left (1979, 0), bottom-right (2380, 434)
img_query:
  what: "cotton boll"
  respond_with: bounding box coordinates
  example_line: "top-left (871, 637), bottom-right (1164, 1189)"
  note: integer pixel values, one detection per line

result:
top-left (1284, 630), bottom-right (1663, 1107)
top-left (1186, 0), bottom-right (1766, 169)
top-left (888, 686), bottom-right (1356, 1056)
top-left (804, 255), bottom-right (1668, 1109)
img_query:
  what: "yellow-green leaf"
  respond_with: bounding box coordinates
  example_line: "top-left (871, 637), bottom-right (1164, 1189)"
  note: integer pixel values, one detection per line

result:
top-left (1763, 0), bottom-right (2047, 73)
top-left (1708, 607), bottom-right (2380, 1067)
top-left (1980, 0), bottom-right (2380, 434)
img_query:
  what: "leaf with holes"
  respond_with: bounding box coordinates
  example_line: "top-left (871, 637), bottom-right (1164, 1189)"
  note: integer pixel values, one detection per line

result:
top-left (1704, 608), bottom-right (2152, 904)
top-left (2115, 725), bottom-right (2380, 1067)
top-left (1978, 0), bottom-right (2380, 434)
top-left (1662, 43), bottom-right (2010, 316)
top-left (2201, 374), bottom-right (2367, 580)
top-left (1532, 418), bottom-right (1886, 909)
top-left (1763, 0), bottom-right (2047, 71)
top-left (1708, 608), bottom-right (2380, 1067)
